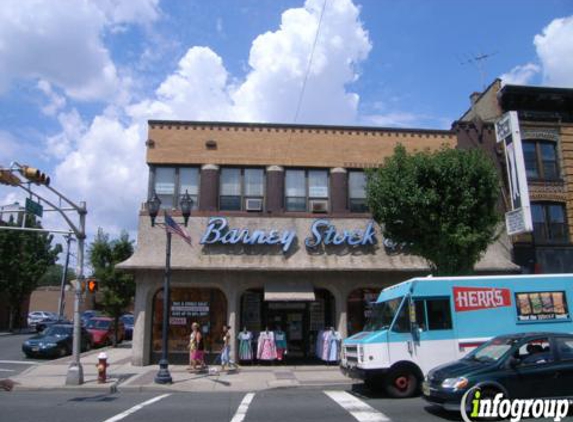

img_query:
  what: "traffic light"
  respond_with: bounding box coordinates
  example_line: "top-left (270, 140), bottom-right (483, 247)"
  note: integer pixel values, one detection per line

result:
top-left (19, 165), bottom-right (50, 186)
top-left (0, 169), bottom-right (20, 186)
top-left (87, 279), bottom-right (98, 293)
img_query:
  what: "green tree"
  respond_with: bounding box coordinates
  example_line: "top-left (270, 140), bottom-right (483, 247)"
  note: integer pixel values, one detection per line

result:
top-left (0, 216), bottom-right (61, 330)
top-left (366, 144), bottom-right (501, 276)
top-left (38, 264), bottom-right (77, 286)
top-left (88, 228), bottom-right (135, 346)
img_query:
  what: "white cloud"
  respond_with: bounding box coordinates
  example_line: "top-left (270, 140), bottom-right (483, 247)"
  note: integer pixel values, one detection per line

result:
top-left (500, 63), bottom-right (541, 85)
top-left (37, 80), bottom-right (67, 116)
top-left (39, 0), bottom-right (373, 239)
top-left (0, 0), bottom-right (160, 101)
top-left (534, 16), bottom-right (573, 87)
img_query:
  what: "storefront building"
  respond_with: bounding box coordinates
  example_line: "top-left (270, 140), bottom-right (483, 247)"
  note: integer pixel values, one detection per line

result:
top-left (119, 120), bottom-right (518, 366)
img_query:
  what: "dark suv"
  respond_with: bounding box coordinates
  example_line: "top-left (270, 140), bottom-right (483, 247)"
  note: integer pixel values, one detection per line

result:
top-left (423, 332), bottom-right (573, 411)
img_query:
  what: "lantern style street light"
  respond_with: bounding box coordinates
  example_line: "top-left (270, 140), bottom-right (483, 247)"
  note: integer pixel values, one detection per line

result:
top-left (146, 191), bottom-right (192, 384)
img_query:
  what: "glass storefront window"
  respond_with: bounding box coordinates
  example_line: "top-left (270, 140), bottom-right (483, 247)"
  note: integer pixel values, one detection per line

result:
top-left (151, 287), bottom-right (227, 364)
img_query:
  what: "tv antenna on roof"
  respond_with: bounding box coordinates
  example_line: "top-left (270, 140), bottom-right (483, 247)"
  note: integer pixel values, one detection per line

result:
top-left (459, 51), bottom-right (498, 90)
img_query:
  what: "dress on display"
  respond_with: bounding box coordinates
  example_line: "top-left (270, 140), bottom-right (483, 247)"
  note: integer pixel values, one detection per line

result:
top-left (257, 330), bottom-right (277, 360)
top-left (316, 329), bottom-right (341, 362)
top-left (274, 331), bottom-right (287, 361)
top-left (238, 331), bottom-right (253, 361)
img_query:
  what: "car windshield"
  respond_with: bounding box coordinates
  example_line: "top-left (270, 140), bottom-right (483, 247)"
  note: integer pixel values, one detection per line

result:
top-left (465, 337), bottom-right (518, 363)
top-left (86, 319), bottom-right (111, 329)
top-left (363, 298), bottom-right (402, 331)
top-left (43, 326), bottom-right (71, 337)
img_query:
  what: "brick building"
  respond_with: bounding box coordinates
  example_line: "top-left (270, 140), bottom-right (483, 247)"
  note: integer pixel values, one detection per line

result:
top-left (119, 120), bottom-right (517, 365)
top-left (455, 79), bottom-right (573, 274)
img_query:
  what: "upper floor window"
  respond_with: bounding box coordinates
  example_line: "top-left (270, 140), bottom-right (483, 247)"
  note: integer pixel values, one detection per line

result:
top-left (523, 140), bottom-right (559, 181)
top-left (285, 169), bottom-right (328, 212)
top-left (220, 168), bottom-right (264, 211)
top-left (153, 167), bottom-right (199, 210)
top-left (531, 202), bottom-right (569, 244)
top-left (154, 167), bottom-right (175, 209)
top-left (349, 171), bottom-right (368, 213)
top-left (179, 168), bottom-right (199, 210)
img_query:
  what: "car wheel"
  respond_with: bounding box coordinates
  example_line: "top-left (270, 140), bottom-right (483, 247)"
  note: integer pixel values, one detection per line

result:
top-left (471, 386), bottom-right (505, 421)
top-left (384, 368), bottom-right (419, 398)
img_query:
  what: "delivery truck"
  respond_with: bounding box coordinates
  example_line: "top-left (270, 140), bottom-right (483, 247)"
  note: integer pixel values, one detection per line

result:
top-left (340, 273), bottom-right (573, 397)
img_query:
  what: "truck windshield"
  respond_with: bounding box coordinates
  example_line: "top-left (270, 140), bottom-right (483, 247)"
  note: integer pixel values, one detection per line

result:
top-left (363, 297), bottom-right (402, 331)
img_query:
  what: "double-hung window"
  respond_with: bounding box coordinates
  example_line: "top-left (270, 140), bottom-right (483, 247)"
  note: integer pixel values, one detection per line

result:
top-left (531, 202), bottom-right (569, 244)
top-left (349, 171), bottom-right (368, 213)
top-left (219, 168), bottom-right (264, 211)
top-left (285, 169), bottom-right (329, 212)
top-left (154, 167), bottom-right (175, 209)
top-left (179, 167), bottom-right (199, 210)
top-left (523, 140), bottom-right (560, 181)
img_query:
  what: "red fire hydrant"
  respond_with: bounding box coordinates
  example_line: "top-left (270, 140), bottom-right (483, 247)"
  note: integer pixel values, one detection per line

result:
top-left (96, 352), bottom-right (109, 383)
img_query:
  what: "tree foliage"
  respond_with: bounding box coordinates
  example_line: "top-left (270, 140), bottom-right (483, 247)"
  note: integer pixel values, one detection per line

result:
top-left (366, 144), bottom-right (501, 276)
top-left (0, 217), bottom-right (61, 329)
top-left (88, 228), bottom-right (134, 346)
top-left (38, 264), bottom-right (77, 286)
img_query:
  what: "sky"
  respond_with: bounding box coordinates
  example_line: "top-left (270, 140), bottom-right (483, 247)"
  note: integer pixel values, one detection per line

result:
top-left (0, 0), bottom-right (572, 253)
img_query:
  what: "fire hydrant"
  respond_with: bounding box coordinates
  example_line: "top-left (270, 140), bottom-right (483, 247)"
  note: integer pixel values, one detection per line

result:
top-left (96, 352), bottom-right (109, 383)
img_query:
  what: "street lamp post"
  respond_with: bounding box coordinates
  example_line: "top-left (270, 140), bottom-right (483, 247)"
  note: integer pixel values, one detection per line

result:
top-left (146, 191), bottom-right (192, 384)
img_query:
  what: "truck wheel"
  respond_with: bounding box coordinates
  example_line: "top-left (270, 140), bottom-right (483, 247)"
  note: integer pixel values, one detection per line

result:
top-left (385, 368), bottom-right (418, 398)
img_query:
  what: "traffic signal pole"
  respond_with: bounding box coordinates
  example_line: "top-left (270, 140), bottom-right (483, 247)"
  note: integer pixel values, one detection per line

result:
top-left (1, 163), bottom-right (87, 385)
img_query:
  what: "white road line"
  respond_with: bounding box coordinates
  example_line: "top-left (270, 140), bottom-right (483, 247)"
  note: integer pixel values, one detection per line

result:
top-left (230, 392), bottom-right (256, 422)
top-left (102, 393), bottom-right (171, 422)
top-left (0, 369), bottom-right (15, 372)
top-left (0, 360), bottom-right (39, 365)
top-left (324, 391), bottom-right (391, 422)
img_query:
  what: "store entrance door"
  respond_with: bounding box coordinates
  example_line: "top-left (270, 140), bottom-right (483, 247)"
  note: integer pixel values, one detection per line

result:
top-left (265, 302), bottom-right (307, 358)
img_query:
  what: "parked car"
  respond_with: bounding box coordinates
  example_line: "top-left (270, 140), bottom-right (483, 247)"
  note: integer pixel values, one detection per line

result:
top-left (80, 310), bottom-right (101, 327)
top-left (35, 316), bottom-right (70, 333)
top-left (120, 314), bottom-right (134, 340)
top-left (422, 332), bottom-right (573, 411)
top-left (22, 323), bottom-right (92, 359)
top-left (86, 317), bottom-right (125, 347)
top-left (27, 311), bottom-right (57, 328)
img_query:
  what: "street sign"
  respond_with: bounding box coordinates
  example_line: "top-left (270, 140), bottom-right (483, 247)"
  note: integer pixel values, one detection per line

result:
top-left (25, 198), bottom-right (43, 218)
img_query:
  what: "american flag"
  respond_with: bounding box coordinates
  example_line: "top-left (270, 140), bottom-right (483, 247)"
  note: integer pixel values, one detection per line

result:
top-left (164, 214), bottom-right (192, 245)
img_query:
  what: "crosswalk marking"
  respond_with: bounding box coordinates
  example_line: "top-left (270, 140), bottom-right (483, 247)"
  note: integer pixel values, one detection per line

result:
top-left (324, 390), bottom-right (391, 422)
top-left (102, 393), bottom-right (171, 422)
top-left (230, 392), bottom-right (256, 422)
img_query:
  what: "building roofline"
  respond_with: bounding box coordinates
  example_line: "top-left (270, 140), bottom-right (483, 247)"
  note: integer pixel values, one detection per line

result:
top-left (147, 119), bottom-right (454, 136)
top-left (499, 83), bottom-right (573, 98)
top-left (458, 78), bottom-right (502, 122)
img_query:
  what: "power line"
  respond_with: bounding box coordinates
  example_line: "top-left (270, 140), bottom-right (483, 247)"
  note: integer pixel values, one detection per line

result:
top-left (293, 0), bottom-right (328, 123)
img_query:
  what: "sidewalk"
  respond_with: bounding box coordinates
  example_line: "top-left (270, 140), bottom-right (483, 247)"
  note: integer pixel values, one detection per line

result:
top-left (6, 346), bottom-right (357, 393)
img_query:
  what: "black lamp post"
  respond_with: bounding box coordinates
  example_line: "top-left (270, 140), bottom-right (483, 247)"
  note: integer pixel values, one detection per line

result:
top-left (146, 191), bottom-right (192, 384)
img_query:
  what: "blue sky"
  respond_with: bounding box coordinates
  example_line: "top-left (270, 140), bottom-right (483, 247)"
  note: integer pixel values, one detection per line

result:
top-left (0, 0), bottom-right (572, 248)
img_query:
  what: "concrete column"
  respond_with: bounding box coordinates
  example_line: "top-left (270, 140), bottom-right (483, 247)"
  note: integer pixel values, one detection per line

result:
top-left (131, 275), bottom-right (156, 366)
top-left (226, 287), bottom-right (239, 362)
top-left (336, 287), bottom-right (349, 339)
top-left (199, 164), bottom-right (219, 211)
top-left (266, 165), bottom-right (284, 214)
top-left (330, 167), bottom-right (348, 214)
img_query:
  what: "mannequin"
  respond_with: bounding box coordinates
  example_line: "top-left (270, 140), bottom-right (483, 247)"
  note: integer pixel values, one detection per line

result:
top-left (274, 325), bottom-right (287, 362)
top-left (257, 326), bottom-right (277, 362)
top-left (237, 326), bottom-right (253, 362)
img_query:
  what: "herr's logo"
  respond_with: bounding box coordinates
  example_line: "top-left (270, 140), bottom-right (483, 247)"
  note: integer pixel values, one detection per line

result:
top-left (454, 286), bottom-right (512, 312)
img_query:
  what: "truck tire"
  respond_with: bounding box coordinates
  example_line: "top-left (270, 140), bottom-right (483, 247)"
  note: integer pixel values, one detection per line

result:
top-left (384, 368), bottom-right (418, 398)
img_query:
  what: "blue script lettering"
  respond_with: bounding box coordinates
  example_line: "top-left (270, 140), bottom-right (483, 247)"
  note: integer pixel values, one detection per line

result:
top-left (305, 219), bottom-right (377, 248)
top-left (200, 217), bottom-right (296, 253)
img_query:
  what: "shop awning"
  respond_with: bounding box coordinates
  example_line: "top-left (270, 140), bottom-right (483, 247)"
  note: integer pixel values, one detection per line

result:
top-left (264, 281), bottom-right (316, 301)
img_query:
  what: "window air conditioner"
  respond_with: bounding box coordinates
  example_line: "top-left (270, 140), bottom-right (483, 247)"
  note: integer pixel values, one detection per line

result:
top-left (245, 198), bottom-right (263, 211)
top-left (310, 199), bottom-right (328, 213)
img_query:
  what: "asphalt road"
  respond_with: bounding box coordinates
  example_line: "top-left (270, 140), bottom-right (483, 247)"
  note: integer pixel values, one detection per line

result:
top-left (0, 387), bottom-right (467, 422)
top-left (0, 331), bottom-right (41, 377)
